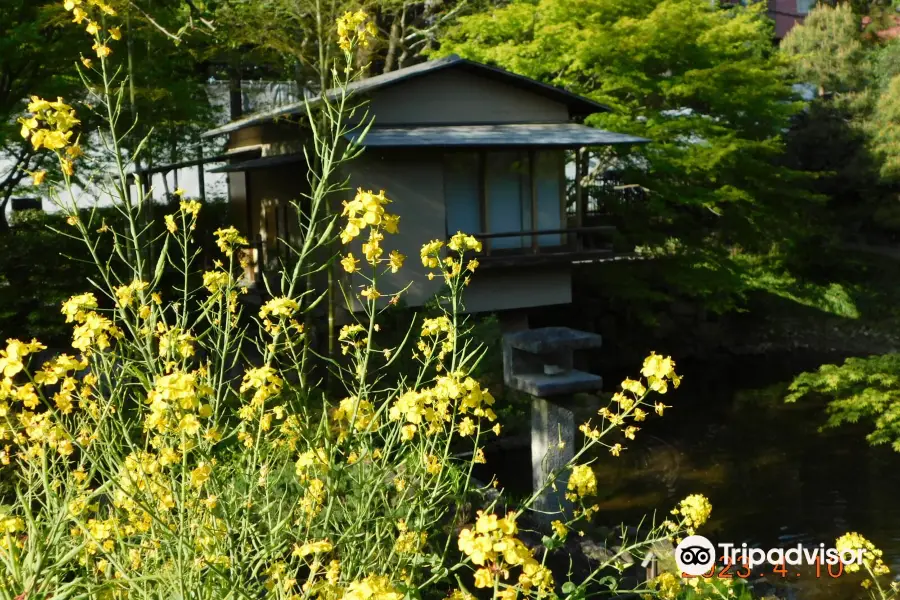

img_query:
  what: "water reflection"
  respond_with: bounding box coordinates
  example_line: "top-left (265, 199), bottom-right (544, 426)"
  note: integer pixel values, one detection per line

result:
top-left (593, 353), bottom-right (900, 598)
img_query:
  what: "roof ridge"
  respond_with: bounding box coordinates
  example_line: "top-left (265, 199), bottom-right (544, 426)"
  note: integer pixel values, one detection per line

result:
top-left (202, 54), bottom-right (607, 139)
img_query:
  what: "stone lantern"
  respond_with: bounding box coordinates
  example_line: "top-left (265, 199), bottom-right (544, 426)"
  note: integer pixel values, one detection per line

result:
top-left (501, 327), bottom-right (603, 522)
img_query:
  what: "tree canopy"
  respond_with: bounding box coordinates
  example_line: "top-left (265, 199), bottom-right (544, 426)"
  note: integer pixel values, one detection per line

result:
top-left (435, 0), bottom-right (815, 311)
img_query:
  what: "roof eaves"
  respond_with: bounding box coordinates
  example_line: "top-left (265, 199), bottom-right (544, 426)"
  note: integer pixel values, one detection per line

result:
top-left (202, 54), bottom-right (609, 137)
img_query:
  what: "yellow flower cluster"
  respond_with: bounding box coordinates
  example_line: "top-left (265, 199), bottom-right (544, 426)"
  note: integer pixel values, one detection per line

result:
top-left (35, 354), bottom-right (89, 415)
top-left (19, 96), bottom-right (80, 153)
top-left (299, 478), bottom-right (326, 524)
top-left (389, 374), bottom-right (496, 440)
top-left (18, 96), bottom-right (82, 181)
top-left (394, 519), bottom-right (428, 554)
top-left (341, 189), bottom-right (396, 244)
top-left (62, 292), bottom-right (97, 322)
top-left (566, 464), bottom-right (597, 501)
top-left (338, 323), bottom-right (368, 355)
top-left (458, 511), bottom-right (554, 593)
top-left (259, 296), bottom-right (300, 334)
top-left (295, 447), bottom-right (329, 481)
top-left (332, 396), bottom-right (377, 435)
top-left (343, 574), bottom-right (402, 600)
top-left (420, 233), bottom-right (481, 285)
top-left (114, 279), bottom-right (148, 308)
top-left (640, 352), bottom-right (682, 394)
top-left (213, 226), bottom-right (248, 254)
top-left (579, 353), bottom-right (679, 457)
top-left (420, 240), bottom-right (444, 269)
top-left (60, 293), bottom-right (122, 354)
top-left (649, 572), bottom-right (682, 600)
top-left (339, 190), bottom-right (405, 301)
top-left (203, 270), bottom-right (230, 294)
top-left (447, 232), bottom-right (482, 254)
top-left (239, 366), bottom-right (283, 410)
top-left (293, 539), bottom-right (334, 558)
top-left (63, 0), bottom-right (119, 59)
top-left (7, 404), bottom-right (76, 459)
top-left (0, 340), bottom-right (98, 464)
top-left (836, 532), bottom-right (890, 583)
top-left (0, 338), bottom-right (43, 379)
top-left (157, 324), bottom-right (195, 360)
top-left (336, 10), bottom-right (378, 52)
top-left (670, 494), bottom-right (712, 536)
top-left (180, 199), bottom-right (201, 218)
top-left (418, 316), bottom-right (455, 363)
top-left (166, 201), bottom-right (202, 235)
top-left (145, 370), bottom-right (213, 436)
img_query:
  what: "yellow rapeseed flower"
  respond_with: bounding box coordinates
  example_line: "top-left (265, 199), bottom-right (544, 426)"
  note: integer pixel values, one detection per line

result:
top-left (62, 292), bottom-right (97, 323)
top-left (360, 286), bottom-right (381, 301)
top-left (190, 462), bottom-right (212, 487)
top-left (388, 250), bottom-right (405, 273)
top-left (382, 213), bottom-right (400, 234)
top-left (180, 199), bottom-right (201, 217)
top-left (165, 214), bottom-right (177, 233)
top-left (213, 226), bottom-right (247, 254)
top-left (336, 10), bottom-right (377, 52)
top-left (550, 520), bottom-right (567, 539)
top-left (202, 271), bottom-right (229, 294)
top-left (293, 539), bottom-right (333, 558)
top-left (567, 464), bottom-right (597, 499)
top-left (671, 494), bottom-right (712, 534)
top-left (92, 42), bottom-right (111, 58)
top-left (836, 532), bottom-right (890, 580)
top-left (341, 253), bottom-right (359, 273)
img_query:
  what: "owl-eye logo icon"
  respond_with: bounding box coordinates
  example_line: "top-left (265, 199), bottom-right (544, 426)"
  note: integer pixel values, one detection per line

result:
top-left (675, 535), bottom-right (716, 576)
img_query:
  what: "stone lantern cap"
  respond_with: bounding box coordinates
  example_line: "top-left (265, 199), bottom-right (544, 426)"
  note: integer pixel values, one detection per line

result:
top-left (502, 327), bottom-right (603, 397)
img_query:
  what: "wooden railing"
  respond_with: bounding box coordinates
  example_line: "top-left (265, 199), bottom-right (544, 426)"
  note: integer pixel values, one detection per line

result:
top-left (470, 225), bottom-right (617, 267)
top-left (242, 225), bottom-right (619, 286)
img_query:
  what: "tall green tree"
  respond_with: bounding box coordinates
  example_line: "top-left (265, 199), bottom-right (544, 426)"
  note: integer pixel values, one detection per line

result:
top-left (782, 2), bottom-right (868, 97)
top-left (0, 1), bottom-right (84, 231)
top-left (435, 0), bottom-right (814, 311)
top-left (781, 3), bottom-right (900, 237)
top-left (0, 0), bottom-right (220, 232)
top-left (208, 0), bottom-right (487, 93)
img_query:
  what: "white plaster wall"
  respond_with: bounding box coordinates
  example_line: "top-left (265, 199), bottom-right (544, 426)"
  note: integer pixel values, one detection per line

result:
top-left (340, 151), bottom-right (573, 313)
top-left (464, 266), bottom-right (572, 313)
top-left (367, 69), bottom-right (571, 125)
top-left (341, 151), bottom-right (447, 308)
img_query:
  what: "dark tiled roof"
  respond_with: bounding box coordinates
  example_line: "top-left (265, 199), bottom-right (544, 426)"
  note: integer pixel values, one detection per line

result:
top-left (344, 123), bottom-right (648, 148)
top-left (202, 55), bottom-right (609, 138)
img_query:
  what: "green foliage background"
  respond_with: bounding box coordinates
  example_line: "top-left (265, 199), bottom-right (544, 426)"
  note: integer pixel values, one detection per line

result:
top-left (0, 200), bottom-right (233, 346)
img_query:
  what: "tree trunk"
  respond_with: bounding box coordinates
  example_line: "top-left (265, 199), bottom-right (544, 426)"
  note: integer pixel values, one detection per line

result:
top-left (0, 203), bottom-right (9, 234)
top-left (229, 65), bottom-right (243, 120)
top-left (384, 18), bottom-right (401, 72)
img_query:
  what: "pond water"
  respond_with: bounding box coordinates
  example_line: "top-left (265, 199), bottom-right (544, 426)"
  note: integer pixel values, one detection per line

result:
top-left (490, 352), bottom-right (900, 599)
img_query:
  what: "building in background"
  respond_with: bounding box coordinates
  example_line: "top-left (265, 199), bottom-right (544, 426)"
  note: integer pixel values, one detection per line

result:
top-left (725, 0), bottom-right (813, 39)
top-left (203, 55), bottom-right (648, 315)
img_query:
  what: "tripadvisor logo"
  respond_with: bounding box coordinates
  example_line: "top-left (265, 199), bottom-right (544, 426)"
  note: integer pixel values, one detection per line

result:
top-left (675, 536), bottom-right (866, 577)
top-left (675, 535), bottom-right (717, 576)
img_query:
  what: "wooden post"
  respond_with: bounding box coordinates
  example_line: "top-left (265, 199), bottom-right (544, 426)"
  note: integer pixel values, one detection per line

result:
top-left (479, 152), bottom-right (490, 256)
top-left (574, 148), bottom-right (585, 228)
top-left (197, 146), bottom-right (207, 203)
top-left (530, 150), bottom-right (538, 254)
